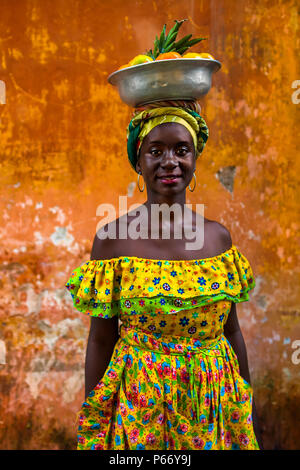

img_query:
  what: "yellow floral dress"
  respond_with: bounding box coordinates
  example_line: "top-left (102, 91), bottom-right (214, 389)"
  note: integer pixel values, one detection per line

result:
top-left (65, 244), bottom-right (259, 450)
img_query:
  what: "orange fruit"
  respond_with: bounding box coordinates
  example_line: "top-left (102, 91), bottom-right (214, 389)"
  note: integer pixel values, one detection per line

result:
top-left (198, 53), bottom-right (215, 59)
top-left (155, 52), bottom-right (182, 60)
top-left (118, 63), bottom-right (130, 70)
top-left (182, 53), bottom-right (201, 58)
top-left (182, 52), bottom-right (215, 59)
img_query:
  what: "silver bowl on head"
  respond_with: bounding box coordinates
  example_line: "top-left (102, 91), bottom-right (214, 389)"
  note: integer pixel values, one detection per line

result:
top-left (107, 58), bottom-right (221, 107)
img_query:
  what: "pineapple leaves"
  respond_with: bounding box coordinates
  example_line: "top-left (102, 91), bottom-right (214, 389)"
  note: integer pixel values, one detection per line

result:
top-left (145, 18), bottom-right (207, 60)
top-left (158, 24), bottom-right (166, 50)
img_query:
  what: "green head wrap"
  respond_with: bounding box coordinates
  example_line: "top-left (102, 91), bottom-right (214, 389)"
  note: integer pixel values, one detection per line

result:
top-left (126, 106), bottom-right (209, 173)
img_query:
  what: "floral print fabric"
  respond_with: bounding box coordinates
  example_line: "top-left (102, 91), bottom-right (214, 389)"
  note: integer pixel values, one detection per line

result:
top-left (65, 244), bottom-right (259, 450)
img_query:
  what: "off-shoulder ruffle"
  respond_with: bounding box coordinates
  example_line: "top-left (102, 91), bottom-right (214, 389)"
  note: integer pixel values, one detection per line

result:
top-left (65, 244), bottom-right (255, 318)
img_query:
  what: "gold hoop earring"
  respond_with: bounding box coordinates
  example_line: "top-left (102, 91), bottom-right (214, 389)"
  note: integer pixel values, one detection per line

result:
top-left (188, 172), bottom-right (196, 192)
top-left (137, 172), bottom-right (145, 192)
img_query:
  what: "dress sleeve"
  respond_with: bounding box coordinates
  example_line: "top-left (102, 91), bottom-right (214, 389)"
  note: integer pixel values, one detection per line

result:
top-left (231, 246), bottom-right (256, 303)
top-left (65, 259), bottom-right (120, 318)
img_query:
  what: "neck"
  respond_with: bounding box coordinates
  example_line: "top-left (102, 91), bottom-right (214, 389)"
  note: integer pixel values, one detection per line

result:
top-left (144, 193), bottom-right (187, 209)
top-left (142, 193), bottom-right (193, 226)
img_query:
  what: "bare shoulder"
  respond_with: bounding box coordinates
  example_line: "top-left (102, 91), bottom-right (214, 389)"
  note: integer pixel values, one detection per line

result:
top-left (216, 221), bottom-right (233, 251)
top-left (91, 211), bottom-right (134, 260)
top-left (205, 218), bottom-right (233, 253)
top-left (90, 221), bottom-right (118, 260)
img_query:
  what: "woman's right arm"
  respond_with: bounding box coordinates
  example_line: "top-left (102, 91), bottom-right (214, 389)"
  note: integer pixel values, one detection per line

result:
top-left (84, 229), bottom-right (120, 399)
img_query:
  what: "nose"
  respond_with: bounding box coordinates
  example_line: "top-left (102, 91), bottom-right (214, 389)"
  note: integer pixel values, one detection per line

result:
top-left (160, 148), bottom-right (179, 167)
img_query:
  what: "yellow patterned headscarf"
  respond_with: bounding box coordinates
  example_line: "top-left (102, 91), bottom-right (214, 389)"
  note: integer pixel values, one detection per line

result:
top-left (126, 106), bottom-right (209, 173)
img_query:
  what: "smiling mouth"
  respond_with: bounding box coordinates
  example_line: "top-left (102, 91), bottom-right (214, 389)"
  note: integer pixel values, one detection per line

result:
top-left (157, 175), bottom-right (183, 179)
top-left (157, 175), bottom-right (183, 184)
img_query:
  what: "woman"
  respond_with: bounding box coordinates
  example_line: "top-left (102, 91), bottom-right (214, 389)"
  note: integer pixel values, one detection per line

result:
top-left (65, 99), bottom-right (263, 450)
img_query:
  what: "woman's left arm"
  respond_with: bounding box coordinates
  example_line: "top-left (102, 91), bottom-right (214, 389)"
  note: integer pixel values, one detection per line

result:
top-left (224, 302), bottom-right (264, 450)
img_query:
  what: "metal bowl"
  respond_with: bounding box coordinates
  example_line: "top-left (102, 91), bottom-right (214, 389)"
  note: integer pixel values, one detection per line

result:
top-left (107, 58), bottom-right (221, 107)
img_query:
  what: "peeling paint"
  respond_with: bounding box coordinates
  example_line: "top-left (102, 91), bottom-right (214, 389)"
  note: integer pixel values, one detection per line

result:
top-left (49, 206), bottom-right (66, 224)
top-left (37, 318), bottom-right (85, 349)
top-left (62, 371), bottom-right (84, 404)
top-left (127, 181), bottom-right (136, 198)
top-left (256, 295), bottom-right (268, 310)
top-left (50, 227), bottom-right (74, 247)
top-left (25, 372), bottom-right (47, 400)
top-left (0, 340), bottom-right (6, 364)
top-left (215, 166), bottom-right (236, 193)
top-left (247, 230), bottom-right (261, 241)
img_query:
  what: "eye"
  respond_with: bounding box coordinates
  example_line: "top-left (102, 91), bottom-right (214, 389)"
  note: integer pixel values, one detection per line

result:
top-left (177, 147), bottom-right (189, 155)
top-left (150, 148), bottom-right (161, 156)
top-left (149, 146), bottom-right (190, 156)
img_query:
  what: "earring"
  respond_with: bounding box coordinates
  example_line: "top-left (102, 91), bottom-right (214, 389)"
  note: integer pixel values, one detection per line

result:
top-left (137, 172), bottom-right (145, 192)
top-left (188, 172), bottom-right (196, 192)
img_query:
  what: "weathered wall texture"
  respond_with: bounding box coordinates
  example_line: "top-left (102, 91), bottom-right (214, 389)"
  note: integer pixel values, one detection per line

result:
top-left (0, 0), bottom-right (299, 450)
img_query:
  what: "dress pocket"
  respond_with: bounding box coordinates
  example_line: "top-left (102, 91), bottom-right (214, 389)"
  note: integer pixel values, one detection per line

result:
top-left (83, 364), bottom-right (110, 402)
top-left (81, 339), bottom-right (128, 409)
top-left (232, 369), bottom-right (253, 405)
top-left (224, 339), bottom-right (253, 404)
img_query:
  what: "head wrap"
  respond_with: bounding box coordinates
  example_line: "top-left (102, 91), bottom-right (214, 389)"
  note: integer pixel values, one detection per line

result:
top-left (126, 100), bottom-right (209, 173)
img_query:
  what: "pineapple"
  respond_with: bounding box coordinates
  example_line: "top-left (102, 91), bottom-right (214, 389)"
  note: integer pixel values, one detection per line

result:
top-left (145, 19), bottom-right (207, 60)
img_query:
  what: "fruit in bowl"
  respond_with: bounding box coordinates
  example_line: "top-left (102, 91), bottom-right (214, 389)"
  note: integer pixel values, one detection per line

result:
top-left (117, 19), bottom-right (217, 71)
top-left (155, 52), bottom-right (182, 60)
top-left (182, 52), bottom-right (215, 59)
top-left (128, 54), bottom-right (154, 66)
top-left (144, 19), bottom-right (206, 60)
top-left (118, 55), bottom-right (153, 70)
top-left (118, 63), bottom-right (130, 70)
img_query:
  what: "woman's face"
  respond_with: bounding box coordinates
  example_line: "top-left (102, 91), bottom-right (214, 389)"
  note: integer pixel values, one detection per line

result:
top-left (135, 122), bottom-right (196, 195)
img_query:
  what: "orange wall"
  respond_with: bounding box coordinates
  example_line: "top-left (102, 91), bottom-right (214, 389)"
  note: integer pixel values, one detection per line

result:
top-left (0, 0), bottom-right (299, 450)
